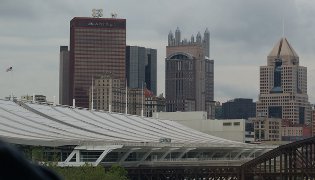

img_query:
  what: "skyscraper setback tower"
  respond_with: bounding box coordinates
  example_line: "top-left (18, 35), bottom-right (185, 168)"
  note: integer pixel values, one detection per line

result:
top-left (125, 46), bottom-right (157, 95)
top-left (256, 37), bottom-right (311, 124)
top-left (165, 28), bottom-right (214, 118)
top-left (68, 17), bottom-right (126, 107)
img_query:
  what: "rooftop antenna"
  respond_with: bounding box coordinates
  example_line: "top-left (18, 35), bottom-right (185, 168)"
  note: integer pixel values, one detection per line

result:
top-left (282, 17), bottom-right (285, 38)
top-left (92, 9), bottom-right (103, 18)
top-left (111, 12), bottom-right (117, 18)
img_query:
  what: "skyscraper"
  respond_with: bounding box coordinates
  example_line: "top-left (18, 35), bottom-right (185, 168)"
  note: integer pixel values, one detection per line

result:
top-left (68, 17), bottom-right (126, 108)
top-left (256, 37), bottom-right (311, 124)
top-left (222, 98), bottom-right (256, 119)
top-left (125, 46), bottom-right (157, 95)
top-left (59, 46), bottom-right (70, 105)
top-left (165, 28), bottom-right (214, 118)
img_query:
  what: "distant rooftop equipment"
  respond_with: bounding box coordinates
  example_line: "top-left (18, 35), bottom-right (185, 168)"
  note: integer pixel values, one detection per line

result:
top-left (111, 12), bottom-right (117, 18)
top-left (159, 138), bottom-right (171, 143)
top-left (92, 9), bottom-right (103, 18)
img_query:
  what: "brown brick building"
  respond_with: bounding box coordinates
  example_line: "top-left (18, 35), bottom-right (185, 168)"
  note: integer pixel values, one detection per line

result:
top-left (165, 28), bottom-right (214, 118)
top-left (67, 17), bottom-right (126, 108)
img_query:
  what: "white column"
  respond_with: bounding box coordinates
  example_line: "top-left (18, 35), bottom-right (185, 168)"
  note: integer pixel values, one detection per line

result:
top-left (109, 83), bottom-right (112, 112)
top-left (53, 96), bottom-right (56, 106)
top-left (73, 99), bottom-right (76, 108)
top-left (32, 93), bottom-right (35, 103)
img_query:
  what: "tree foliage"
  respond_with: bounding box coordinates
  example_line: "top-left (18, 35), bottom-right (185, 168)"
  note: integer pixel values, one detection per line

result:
top-left (49, 163), bottom-right (128, 180)
top-left (18, 146), bottom-right (128, 180)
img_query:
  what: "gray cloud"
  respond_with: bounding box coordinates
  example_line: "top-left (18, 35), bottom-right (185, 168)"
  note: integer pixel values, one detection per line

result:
top-left (1, 0), bottom-right (315, 104)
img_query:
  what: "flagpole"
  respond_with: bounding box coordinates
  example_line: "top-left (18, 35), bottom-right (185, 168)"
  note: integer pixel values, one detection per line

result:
top-left (6, 67), bottom-right (14, 101)
top-left (10, 70), bottom-right (13, 101)
top-left (141, 82), bottom-right (144, 117)
top-left (109, 80), bottom-right (112, 112)
top-left (91, 76), bottom-right (94, 110)
top-left (108, 76), bottom-right (113, 112)
top-left (125, 79), bottom-right (127, 114)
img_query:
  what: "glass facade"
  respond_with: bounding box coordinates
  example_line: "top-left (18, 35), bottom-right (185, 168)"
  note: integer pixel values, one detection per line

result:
top-left (125, 46), bottom-right (157, 95)
top-left (222, 98), bottom-right (256, 119)
top-left (69, 17), bottom-right (126, 108)
top-left (59, 46), bottom-right (70, 105)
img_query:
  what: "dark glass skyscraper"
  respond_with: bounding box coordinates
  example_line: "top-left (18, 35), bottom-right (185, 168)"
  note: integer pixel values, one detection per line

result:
top-left (68, 17), bottom-right (126, 108)
top-left (59, 46), bottom-right (70, 105)
top-left (126, 46), bottom-right (157, 95)
top-left (222, 98), bottom-right (256, 119)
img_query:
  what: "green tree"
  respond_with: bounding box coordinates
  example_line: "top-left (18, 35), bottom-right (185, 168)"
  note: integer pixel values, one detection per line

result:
top-left (31, 146), bottom-right (44, 162)
top-left (104, 164), bottom-right (128, 180)
top-left (49, 163), bottom-right (128, 180)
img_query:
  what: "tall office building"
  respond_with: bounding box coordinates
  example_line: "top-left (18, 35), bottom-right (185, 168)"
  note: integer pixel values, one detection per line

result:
top-left (222, 98), bottom-right (256, 120)
top-left (165, 28), bottom-right (214, 118)
top-left (90, 73), bottom-right (144, 116)
top-left (256, 37), bottom-right (311, 124)
top-left (68, 17), bottom-right (126, 108)
top-left (59, 46), bottom-right (70, 105)
top-left (126, 46), bottom-right (157, 95)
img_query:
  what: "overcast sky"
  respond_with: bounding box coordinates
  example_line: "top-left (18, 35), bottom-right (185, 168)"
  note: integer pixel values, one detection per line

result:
top-left (1, 0), bottom-right (315, 104)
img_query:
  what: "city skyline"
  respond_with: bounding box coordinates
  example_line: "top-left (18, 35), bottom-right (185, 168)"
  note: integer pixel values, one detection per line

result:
top-left (2, 0), bottom-right (315, 103)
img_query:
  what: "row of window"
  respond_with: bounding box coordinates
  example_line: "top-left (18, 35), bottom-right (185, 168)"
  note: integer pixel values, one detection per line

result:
top-left (222, 122), bottom-right (241, 126)
top-left (75, 29), bottom-right (125, 33)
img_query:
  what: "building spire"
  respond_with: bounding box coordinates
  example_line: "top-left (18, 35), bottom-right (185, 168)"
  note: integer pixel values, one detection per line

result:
top-left (268, 38), bottom-right (298, 58)
top-left (168, 30), bottom-right (174, 46)
top-left (205, 28), bottom-right (209, 34)
top-left (196, 32), bottom-right (202, 43)
top-left (175, 27), bottom-right (181, 45)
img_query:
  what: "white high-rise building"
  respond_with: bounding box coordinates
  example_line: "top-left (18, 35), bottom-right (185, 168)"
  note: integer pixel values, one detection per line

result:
top-left (256, 37), bottom-right (311, 125)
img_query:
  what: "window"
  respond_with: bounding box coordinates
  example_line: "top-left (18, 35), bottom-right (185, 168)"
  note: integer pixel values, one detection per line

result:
top-left (233, 122), bottom-right (240, 126)
top-left (223, 122), bottom-right (232, 126)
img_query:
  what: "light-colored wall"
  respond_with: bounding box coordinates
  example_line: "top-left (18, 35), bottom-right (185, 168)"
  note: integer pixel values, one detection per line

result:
top-left (166, 44), bottom-right (204, 59)
top-left (153, 111), bottom-right (207, 121)
top-left (153, 111), bottom-right (246, 142)
top-left (174, 119), bottom-right (245, 142)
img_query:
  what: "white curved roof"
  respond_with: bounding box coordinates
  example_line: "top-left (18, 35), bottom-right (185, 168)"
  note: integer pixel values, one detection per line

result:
top-left (0, 99), bottom-right (247, 147)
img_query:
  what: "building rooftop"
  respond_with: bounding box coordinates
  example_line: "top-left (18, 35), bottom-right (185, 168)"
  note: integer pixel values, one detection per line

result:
top-left (268, 37), bottom-right (298, 58)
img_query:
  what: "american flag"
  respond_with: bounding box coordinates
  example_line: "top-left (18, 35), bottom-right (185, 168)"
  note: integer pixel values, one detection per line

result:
top-left (6, 67), bottom-right (12, 72)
